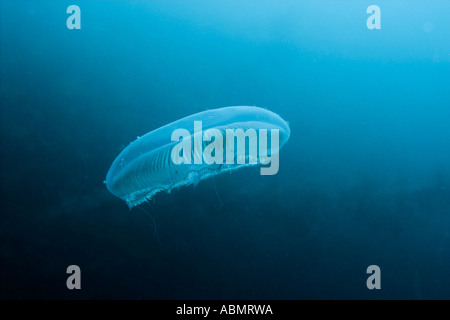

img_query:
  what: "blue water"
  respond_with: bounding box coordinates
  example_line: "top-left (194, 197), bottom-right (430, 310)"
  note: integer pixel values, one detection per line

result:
top-left (1, 0), bottom-right (449, 299)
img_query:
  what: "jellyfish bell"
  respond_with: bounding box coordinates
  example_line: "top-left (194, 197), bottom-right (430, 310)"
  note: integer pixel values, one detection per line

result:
top-left (105, 106), bottom-right (290, 208)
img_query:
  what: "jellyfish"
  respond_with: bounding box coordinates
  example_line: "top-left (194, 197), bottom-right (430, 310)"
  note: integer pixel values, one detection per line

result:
top-left (105, 106), bottom-right (290, 207)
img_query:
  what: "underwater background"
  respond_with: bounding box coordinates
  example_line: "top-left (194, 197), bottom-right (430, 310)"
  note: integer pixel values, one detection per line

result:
top-left (1, 0), bottom-right (449, 299)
